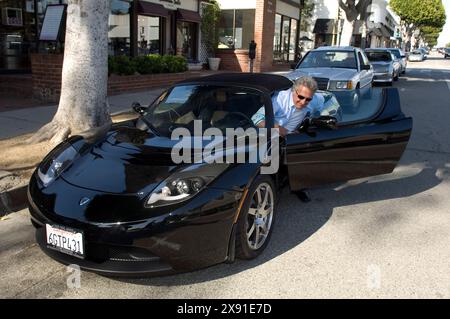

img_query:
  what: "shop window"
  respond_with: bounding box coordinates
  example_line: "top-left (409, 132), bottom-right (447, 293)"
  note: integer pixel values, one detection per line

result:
top-left (273, 14), bottom-right (282, 61)
top-left (108, 0), bottom-right (130, 56)
top-left (218, 10), bottom-right (234, 49)
top-left (217, 9), bottom-right (255, 50)
top-left (138, 16), bottom-right (161, 55)
top-left (273, 14), bottom-right (298, 63)
top-left (289, 18), bottom-right (297, 61)
top-left (176, 21), bottom-right (196, 60)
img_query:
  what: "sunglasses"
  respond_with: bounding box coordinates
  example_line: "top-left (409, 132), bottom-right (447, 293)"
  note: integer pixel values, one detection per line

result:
top-left (294, 89), bottom-right (313, 102)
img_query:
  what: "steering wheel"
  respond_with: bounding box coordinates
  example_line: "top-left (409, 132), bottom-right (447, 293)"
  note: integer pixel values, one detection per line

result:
top-left (214, 112), bottom-right (254, 128)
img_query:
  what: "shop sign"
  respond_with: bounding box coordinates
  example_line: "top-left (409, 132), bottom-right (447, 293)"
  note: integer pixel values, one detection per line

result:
top-left (160, 0), bottom-right (182, 9)
top-left (39, 5), bottom-right (66, 41)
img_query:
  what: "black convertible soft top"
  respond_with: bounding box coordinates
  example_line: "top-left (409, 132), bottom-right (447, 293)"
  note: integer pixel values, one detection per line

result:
top-left (177, 73), bottom-right (294, 93)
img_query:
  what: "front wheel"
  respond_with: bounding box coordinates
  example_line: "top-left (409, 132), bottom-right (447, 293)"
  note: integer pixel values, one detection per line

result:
top-left (235, 175), bottom-right (276, 259)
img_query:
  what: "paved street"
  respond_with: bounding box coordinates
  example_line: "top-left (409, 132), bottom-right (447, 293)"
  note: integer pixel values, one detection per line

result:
top-left (1, 53), bottom-right (449, 299)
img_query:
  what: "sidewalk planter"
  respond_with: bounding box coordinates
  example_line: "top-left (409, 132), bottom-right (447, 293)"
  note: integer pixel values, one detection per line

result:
top-left (208, 57), bottom-right (221, 71)
top-left (30, 54), bottom-right (216, 102)
top-left (187, 62), bottom-right (204, 71)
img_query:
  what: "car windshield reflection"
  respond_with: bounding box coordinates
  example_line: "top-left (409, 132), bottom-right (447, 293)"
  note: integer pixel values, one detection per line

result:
top-left (317, 87), bottom-right (384, 124)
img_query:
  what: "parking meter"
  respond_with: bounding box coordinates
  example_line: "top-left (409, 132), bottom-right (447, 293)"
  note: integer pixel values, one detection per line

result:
top-left (249, 40), bottom-right (257, 72)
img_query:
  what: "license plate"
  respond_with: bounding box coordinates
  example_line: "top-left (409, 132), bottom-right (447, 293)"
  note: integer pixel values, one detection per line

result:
top-left (46, 224), bottom-right (84, 259)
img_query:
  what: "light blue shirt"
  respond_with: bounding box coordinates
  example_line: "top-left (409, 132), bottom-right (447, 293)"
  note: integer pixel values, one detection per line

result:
top-left (252, 88), bottom-right (325, 133)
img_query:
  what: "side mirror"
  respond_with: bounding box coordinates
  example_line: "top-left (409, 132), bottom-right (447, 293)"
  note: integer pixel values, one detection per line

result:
top-left (310, 116), bottom-right (338, 130)
top-left (132, 102), bottom-right (147, 115)
top-left (362, 64), bottom-right (371, 71)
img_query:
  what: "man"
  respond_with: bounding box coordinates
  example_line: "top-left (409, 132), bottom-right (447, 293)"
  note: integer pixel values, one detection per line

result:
top-left (251, 76), bottom-right (325, 202)
top-left (252, 76), bottom-right (324, 136)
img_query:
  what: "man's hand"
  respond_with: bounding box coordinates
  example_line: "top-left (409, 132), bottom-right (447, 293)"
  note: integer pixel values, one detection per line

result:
top-left (274, 124), bottom-right (288, 137)
top-left (258, 121), bottom-right (288, 136)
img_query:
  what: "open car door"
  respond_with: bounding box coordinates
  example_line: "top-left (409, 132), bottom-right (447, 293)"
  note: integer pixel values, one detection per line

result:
top-left (284, 88), bottom-right (413, 191)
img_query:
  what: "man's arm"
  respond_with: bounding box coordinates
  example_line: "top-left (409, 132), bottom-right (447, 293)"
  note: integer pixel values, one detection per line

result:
top-left (257, 121), bottom-right (288, 136)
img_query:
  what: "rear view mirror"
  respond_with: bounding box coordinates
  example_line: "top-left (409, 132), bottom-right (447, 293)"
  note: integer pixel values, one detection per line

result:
top-left (311, 116), bottom-right (338, 130)
top-left (132, 102), bottom-right (147, 115)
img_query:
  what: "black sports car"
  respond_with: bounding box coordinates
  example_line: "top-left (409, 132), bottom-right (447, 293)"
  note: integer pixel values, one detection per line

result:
top-left (28, 73), bottom-right (412, 276)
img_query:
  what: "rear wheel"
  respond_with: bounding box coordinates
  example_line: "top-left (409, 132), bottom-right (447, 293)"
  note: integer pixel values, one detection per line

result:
top-left (235, 175), bottom-right (276, 259)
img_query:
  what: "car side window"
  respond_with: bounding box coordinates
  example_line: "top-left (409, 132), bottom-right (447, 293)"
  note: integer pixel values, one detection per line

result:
top-left (358, 52), bottom-right (369, 69)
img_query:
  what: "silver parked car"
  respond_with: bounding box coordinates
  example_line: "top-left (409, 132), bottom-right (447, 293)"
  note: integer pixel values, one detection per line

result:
top-left (408, 50), bottom-right (425, 62)
top-left (365, 48), bottom-right (401, 86)
top-left (287, 46), bottom-right (374, 92)
top-left (388, 48), bottom-right (407, 74)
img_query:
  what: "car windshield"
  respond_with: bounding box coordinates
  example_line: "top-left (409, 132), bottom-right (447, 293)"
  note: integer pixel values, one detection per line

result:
top-left (366, 51), bottom-right (392, 62)
top-left (388, 49), bottom-right (401, 58)
top-left (298, 51), bottom-right (357, 69)
top-left (144, 85), bottom-right (265, 137)
top-left (411, 51), bottom-right (422, 55)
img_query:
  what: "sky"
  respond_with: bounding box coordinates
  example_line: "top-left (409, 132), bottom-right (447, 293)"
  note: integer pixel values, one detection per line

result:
top-left (437, 0), bottom-right (450, 47)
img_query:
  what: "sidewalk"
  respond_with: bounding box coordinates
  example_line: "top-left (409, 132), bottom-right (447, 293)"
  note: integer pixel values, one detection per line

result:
top-left (0, 88), bottom-right (165, 140)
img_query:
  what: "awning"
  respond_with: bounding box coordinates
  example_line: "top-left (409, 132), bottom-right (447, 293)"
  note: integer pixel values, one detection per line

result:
top-left (379, 24), bottom-right (393, 38)
top-left (137, 1), bottom-right (169, 17)
top-left (313, 19), bottom-right (337, 34)
top-left (177, 9), bottom-right (201, 23)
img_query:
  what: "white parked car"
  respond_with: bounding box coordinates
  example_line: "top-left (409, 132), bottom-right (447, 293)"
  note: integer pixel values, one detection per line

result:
top-left (408, 50), bottom-right (425, 62)
top-left (287, 46), bottom-right (374, 92)
top-left (365, 48), bottom-right (401, 86)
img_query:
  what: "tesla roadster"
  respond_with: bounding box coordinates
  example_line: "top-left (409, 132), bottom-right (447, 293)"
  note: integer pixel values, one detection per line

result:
top-left (28, 73), bottom-right (412, 276)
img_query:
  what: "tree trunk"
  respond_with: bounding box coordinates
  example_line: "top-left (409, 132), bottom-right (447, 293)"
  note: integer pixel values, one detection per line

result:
top-left (29, 0), bottom-right (111, 145)
top-left (340, 19), bottom-right (355, 46)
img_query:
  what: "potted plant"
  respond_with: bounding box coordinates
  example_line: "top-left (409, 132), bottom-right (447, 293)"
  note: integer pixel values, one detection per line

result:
top-left (201, 0), bottom-right (221, 71)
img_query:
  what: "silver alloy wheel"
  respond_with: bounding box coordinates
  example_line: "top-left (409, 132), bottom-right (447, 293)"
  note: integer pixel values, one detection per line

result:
top-left (246, 182), bottom-right (274, 250)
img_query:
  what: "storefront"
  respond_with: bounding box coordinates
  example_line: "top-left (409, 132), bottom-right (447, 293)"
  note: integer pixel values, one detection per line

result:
top-left (0, 0), bottom-right (201, 73)
top-left (0, 0), bottom-right (69, 73)
top-left (108, 0), bottom-right (201, 60)
top-left (216, 0), bottom-right (302, 72)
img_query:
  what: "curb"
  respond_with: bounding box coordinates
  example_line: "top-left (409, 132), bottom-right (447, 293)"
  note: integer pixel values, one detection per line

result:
top-left (0, 185), bottom-right (28, 217)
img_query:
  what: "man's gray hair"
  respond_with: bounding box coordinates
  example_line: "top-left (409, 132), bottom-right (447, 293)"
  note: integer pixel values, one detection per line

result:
top-left (293, 76), bottom-right (318, 93)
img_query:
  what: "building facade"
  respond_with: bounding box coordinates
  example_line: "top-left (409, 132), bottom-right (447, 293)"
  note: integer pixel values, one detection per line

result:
top-left (0, 0), bottom-right (202, 73)
top-left (214, 0), bottom-right (304, 72)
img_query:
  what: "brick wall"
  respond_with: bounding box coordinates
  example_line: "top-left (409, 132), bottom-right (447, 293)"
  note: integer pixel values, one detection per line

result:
top-left (31, 54), bottom-right (63, 102)
top-left (30, 54), bottom-right (220, 103)
top-left (254, 0), bottom-right (276, 72)
top-left (216, 49), bottom-right (251, 72)
top-left (0, 74), bottom-right (33, 97)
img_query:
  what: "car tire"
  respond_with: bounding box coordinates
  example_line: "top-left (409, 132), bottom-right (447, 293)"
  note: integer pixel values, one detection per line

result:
top-left (387, 81), bottom-right (393, 86)
top-left (235, 175), bottom-right (276, 260)
top-left (394, 73), bottom-right (399, 81)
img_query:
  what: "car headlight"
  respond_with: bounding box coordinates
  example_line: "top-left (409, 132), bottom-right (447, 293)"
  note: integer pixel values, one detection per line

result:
top-left (37, 145), bottom-right (78, 187)
top-left (146, 163), bottom-right (229, 208)
top-left (333, 81), bottom-right (353, 90)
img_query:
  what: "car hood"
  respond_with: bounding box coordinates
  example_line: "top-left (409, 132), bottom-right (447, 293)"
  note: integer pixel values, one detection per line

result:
top-left (61, 126), bottom-right (184, 194)
top-left (61, 124), bottom-right (244, 194)
top-left (286, 67), bottom-right (358, 81)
